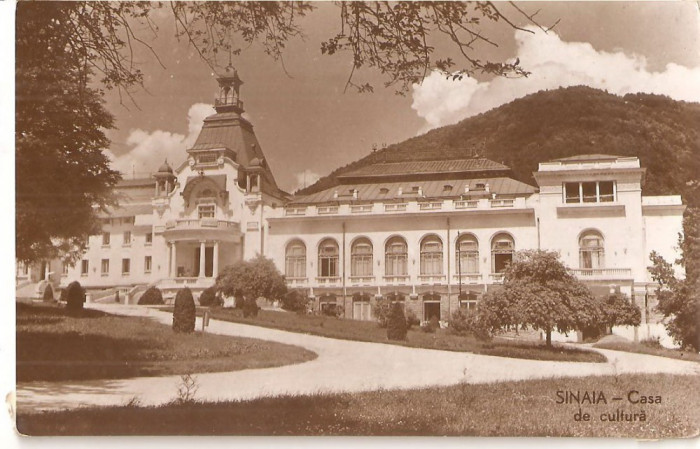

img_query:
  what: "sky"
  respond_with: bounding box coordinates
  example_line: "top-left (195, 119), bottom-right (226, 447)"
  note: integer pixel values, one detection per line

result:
top-left (100, 2), bottom-right (700, 193)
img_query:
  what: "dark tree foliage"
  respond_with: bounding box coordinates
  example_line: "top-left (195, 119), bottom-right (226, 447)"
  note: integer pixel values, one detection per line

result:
top-left (372, 297), bottom-right (392, 328)
top-left (215, 256), bottom-right (287, 302)
top-left (64, 281), bottom-right (86, 312)
top-left (386, 302), bottom-right (408, 341)
top-left (600, 293), bottom-right (641, 329)
top-left (198, 286), bottom-right (222, 308)
top-left (42, 284), bottom-right (54, 302)
top-left (172, 287), bottom-right (196, 333)
top-left (16, 2), bottom-right (121, 263)
top-left (479, 250), bottom-right (599, 346)
top-left (138, 286), bottom-right (164, 306)
top-left (281, 289), bottom-right (309, 313)
top-left (649, 251), bottom-right (700, 351)
top-left (242, 297), bottom-right (260, 318)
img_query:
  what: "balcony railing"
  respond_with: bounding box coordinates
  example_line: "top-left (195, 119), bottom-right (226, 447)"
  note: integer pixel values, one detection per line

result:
top-left (418, 274), bottom-right (446, 284)
top-left (349, 275), bottom-right (375, 285)
top-left (350, 204), bottom-right (372, 214)
top-left (419, 202), bottom-right (443, 211)
top-left (317, 206), bottom-right (339, 215)
top-left (489, 273), bottom-right (505, 283)
top-left (454, 200), bottom-right (478, 209)
top-left (285, 207), bottom-right (306, 216)
top-left (286, 277), bottom-right (308, 287)
top-left (165, 218), bottom-right (240, 231)
top-left (570, 268), bottom-right (632, 279)
top-left (315, 276), bottom-right (341, 285)
top-left (385, 203), bottom-right (407, 212)
top-left (452, 273), bottom-right (482, 283)
top-left (382, 275), bottom-right (411, 284)
top-left (489, 199), bottom-right (514, 208)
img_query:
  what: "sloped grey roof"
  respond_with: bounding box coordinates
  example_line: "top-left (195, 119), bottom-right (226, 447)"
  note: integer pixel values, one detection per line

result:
top-left (338, 158), bottom-right (510, 179)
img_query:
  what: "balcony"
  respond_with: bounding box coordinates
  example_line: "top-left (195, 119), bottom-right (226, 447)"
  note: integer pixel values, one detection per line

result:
top-left (570, 268), bottom-right (632, 280)
top-left (452, 273), bottom-right (482, 284)
top-left (163, 218), bottom-right (241, 241)
top-left (418, 274), bottom-right (446, 284)
top-left (286, 277), bottom-right (308, 287)
top-left (315, 276), bottom-right (341, 285)
top-left (382, 275), bottom-right (411, 285)
top-left (350, 204), bottom-right (373, 214)
top-left (489, 273), bottom-right (505, 283)
top-left (349, 275), bottom-right (375, 285)
top-left (285, 207), bottom-right (306, 216)
top-left (419, 202), bottom-right (443, 211)
top-left (385, 203), bottom-right (407, 212)
top-left (489, 199), bottom-right (514, 208)
top-left (159, 277), bottom-right (215, 289)
top-left (317, 206), bottom-right (339, 215)
top-left (454, 200), bottom-right (478, 209)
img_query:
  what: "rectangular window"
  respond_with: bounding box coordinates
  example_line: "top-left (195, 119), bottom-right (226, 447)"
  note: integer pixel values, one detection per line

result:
top-left (61, 264), bottom-right (69, 276)
top-left (123, 231), bottom-right (131, 245)
top-left (145, 232), bottom-right (153, 244)
top-left (102, 232), bottom-right (110, 246)
top-left (81, 260), bottom-right (89, 276)
top-left (198, 204), bottom-right (216, 219)
top-left (122, 258), bottom-right (130, 275)
top-left (564, 181), bottom-right (616, 203)
top-left (320, 257), bottom-right (338, 277)
top-left (144, 256), bottom-right (152, 273)
top-left (101, 259), bottom-right (109, 276)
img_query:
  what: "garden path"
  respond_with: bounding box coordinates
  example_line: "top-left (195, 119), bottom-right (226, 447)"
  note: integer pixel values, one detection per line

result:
top-left (16, 303), bottom-right (700, 412)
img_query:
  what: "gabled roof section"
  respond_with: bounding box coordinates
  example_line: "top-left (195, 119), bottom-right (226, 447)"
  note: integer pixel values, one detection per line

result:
top-left (338, 158), bottom-right (510, 181)
top-left (291, 177), bottom-right (536, 205)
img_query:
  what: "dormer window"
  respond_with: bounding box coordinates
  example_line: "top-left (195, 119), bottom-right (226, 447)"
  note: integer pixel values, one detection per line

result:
top-left (564, 181), bottom-right (616, 204)
top-left (380, 188), bottom-right (389, 195)
top-left (412, 186), bottom-right (420, 193)
top-left (198, 154), bottom-right (218, 165)
top-left (198, 204), bottom-right (216, 219)
top-left (443, 185), bottom-right (453, 193)
top-left (474, 183), bottom-right (486, 191)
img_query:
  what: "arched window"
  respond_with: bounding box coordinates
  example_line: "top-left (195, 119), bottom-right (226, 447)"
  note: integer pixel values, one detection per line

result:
top-left (491, 233), bottom-right (515, 273)
top-left (579, 230), bottom-right (604, 269)
top-left (285, 240), bottom-right (306, 278)
top-left (351, 238), bottom-right (373, 277)
top-left (420, 235), bottom-right (443, 275)
top-left (456, 233), bottom-right (479, 274)
top-left (318, 238), bottom-right (339, 277)
top-left (385, 236), bottom-right (408, 276)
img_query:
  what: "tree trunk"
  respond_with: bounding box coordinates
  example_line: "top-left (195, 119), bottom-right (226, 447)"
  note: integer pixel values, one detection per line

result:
top-left (546, 330), bottom-right (552, 347)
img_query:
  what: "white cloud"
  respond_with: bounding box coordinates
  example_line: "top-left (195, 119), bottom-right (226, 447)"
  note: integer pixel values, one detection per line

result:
top-left (411, 27), bottom-right (700, 131)
top-left (293, 169), bottom-right (321, 192)
top-left (107, 103), bottom-right (213, 177)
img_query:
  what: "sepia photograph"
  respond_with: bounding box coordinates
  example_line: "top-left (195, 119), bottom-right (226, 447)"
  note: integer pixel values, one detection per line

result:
top-left (8, 0), bottom-right (700, 439)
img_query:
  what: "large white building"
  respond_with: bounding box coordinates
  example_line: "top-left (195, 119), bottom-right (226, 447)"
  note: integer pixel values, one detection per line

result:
top-left (17, 68), bottom-right (686, 324)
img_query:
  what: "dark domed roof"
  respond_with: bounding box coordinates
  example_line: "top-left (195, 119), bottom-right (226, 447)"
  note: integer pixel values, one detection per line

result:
top-left (157, 161), bottom-right (173, 174)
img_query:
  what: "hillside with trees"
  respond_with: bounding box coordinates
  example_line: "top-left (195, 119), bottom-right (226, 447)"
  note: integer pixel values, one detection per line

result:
top-left (297, 86), bottom-right (700, 209)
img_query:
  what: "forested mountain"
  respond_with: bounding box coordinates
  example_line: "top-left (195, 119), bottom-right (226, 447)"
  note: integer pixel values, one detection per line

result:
top-left (298, 86), bottom-right (700, 208)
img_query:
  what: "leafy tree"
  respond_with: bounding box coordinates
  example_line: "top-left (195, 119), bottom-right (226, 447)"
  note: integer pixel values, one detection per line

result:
top-left (215, 256), bottom-right (287, 303)
top-left (480, 250), bottom-right (599, 346)
top-left (649, 251), bottom-right (700, 351)
top-left (386, 302), bottom-right (408, 341)
top-left (281, 289), bottom-right (309, 313)
top-left (138, 287), bottom-right (164, 306)
top-left (172, 287), bottom-right (196, 333)
top-left (242, 297), bottom-right (261, 318)
top-left (198, 286), bottom-right (222, 308)
top-left (599, 292), bottom-right (641, 329)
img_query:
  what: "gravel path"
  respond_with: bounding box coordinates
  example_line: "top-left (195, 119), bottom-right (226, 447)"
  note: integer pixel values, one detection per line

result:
top-left (16, 303), bottom-right (700, 412)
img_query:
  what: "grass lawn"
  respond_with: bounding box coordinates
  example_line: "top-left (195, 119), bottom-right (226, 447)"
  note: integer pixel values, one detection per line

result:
top-left (16, 302), bottom-right (316, 382)
top-left (16, 373), bottom-right (699, 437)
top-left (174, 307), bottom-right (606, 363)
top-left (593, 340), bottom-right (700, 363)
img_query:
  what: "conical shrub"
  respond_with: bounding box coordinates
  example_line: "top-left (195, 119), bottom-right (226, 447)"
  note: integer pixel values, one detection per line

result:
top-left (172, 287), bottom-right (196, 333)
top-left (386, 302), bottom-right (408, 341)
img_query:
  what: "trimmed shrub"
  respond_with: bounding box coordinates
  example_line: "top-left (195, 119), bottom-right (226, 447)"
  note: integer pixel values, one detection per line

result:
top-left (198, 286), bottom-right (222, 308)
top-left (405, 309), bottom-right (420, 329)
top-left (242, 297), bottom-right (260, 318)
top-left (64, 281), bottom-right (85, 311)
top-left (138, 287), bottom-right (164, 305)
top-left (386, 302), bottom-right (408, 341)
top-left (448, 308), bottom-right (471, 336)
top-left (42, 284), bottom-right (54, 302)
top-left (172, 288), bottom-right (196, 333)
top-left (281, 289), bottom-right (309, 313)
top-left (372, 297), bottom-right (392, 328)
top-left (420, 322), bottom-right (436, 333)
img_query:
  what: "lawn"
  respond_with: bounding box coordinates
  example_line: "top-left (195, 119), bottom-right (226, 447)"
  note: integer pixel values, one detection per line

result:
top-left (593, 340), bottom-right (700, 363)
top-left (187, 307), bottom-right (606, 363)
top-left (16, 373), bottom-right (700, 437)
top-left (16, 302), bottom-right (316, 382)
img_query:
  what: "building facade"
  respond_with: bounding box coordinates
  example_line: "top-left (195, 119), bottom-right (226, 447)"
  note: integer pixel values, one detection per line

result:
top-left (18, 69), bottom-right (686, 324)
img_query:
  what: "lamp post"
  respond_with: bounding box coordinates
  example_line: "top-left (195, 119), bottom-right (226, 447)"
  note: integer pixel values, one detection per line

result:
top-left (457, 231), bottom-right (463, 299)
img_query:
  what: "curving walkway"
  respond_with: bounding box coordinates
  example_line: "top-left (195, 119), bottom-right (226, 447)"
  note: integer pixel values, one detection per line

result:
top-left (16, 303), bottom-right (700, 412)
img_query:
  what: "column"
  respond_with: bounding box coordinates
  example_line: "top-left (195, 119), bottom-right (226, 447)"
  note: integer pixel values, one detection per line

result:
top-left (44, 261), bottom-right (49, 281)
top-left (199, 241), bottom-right (206, 278)
top-left (213, 242), bottom-right (219, 278)
top-left (170, 242), bottom-right (177, 278)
